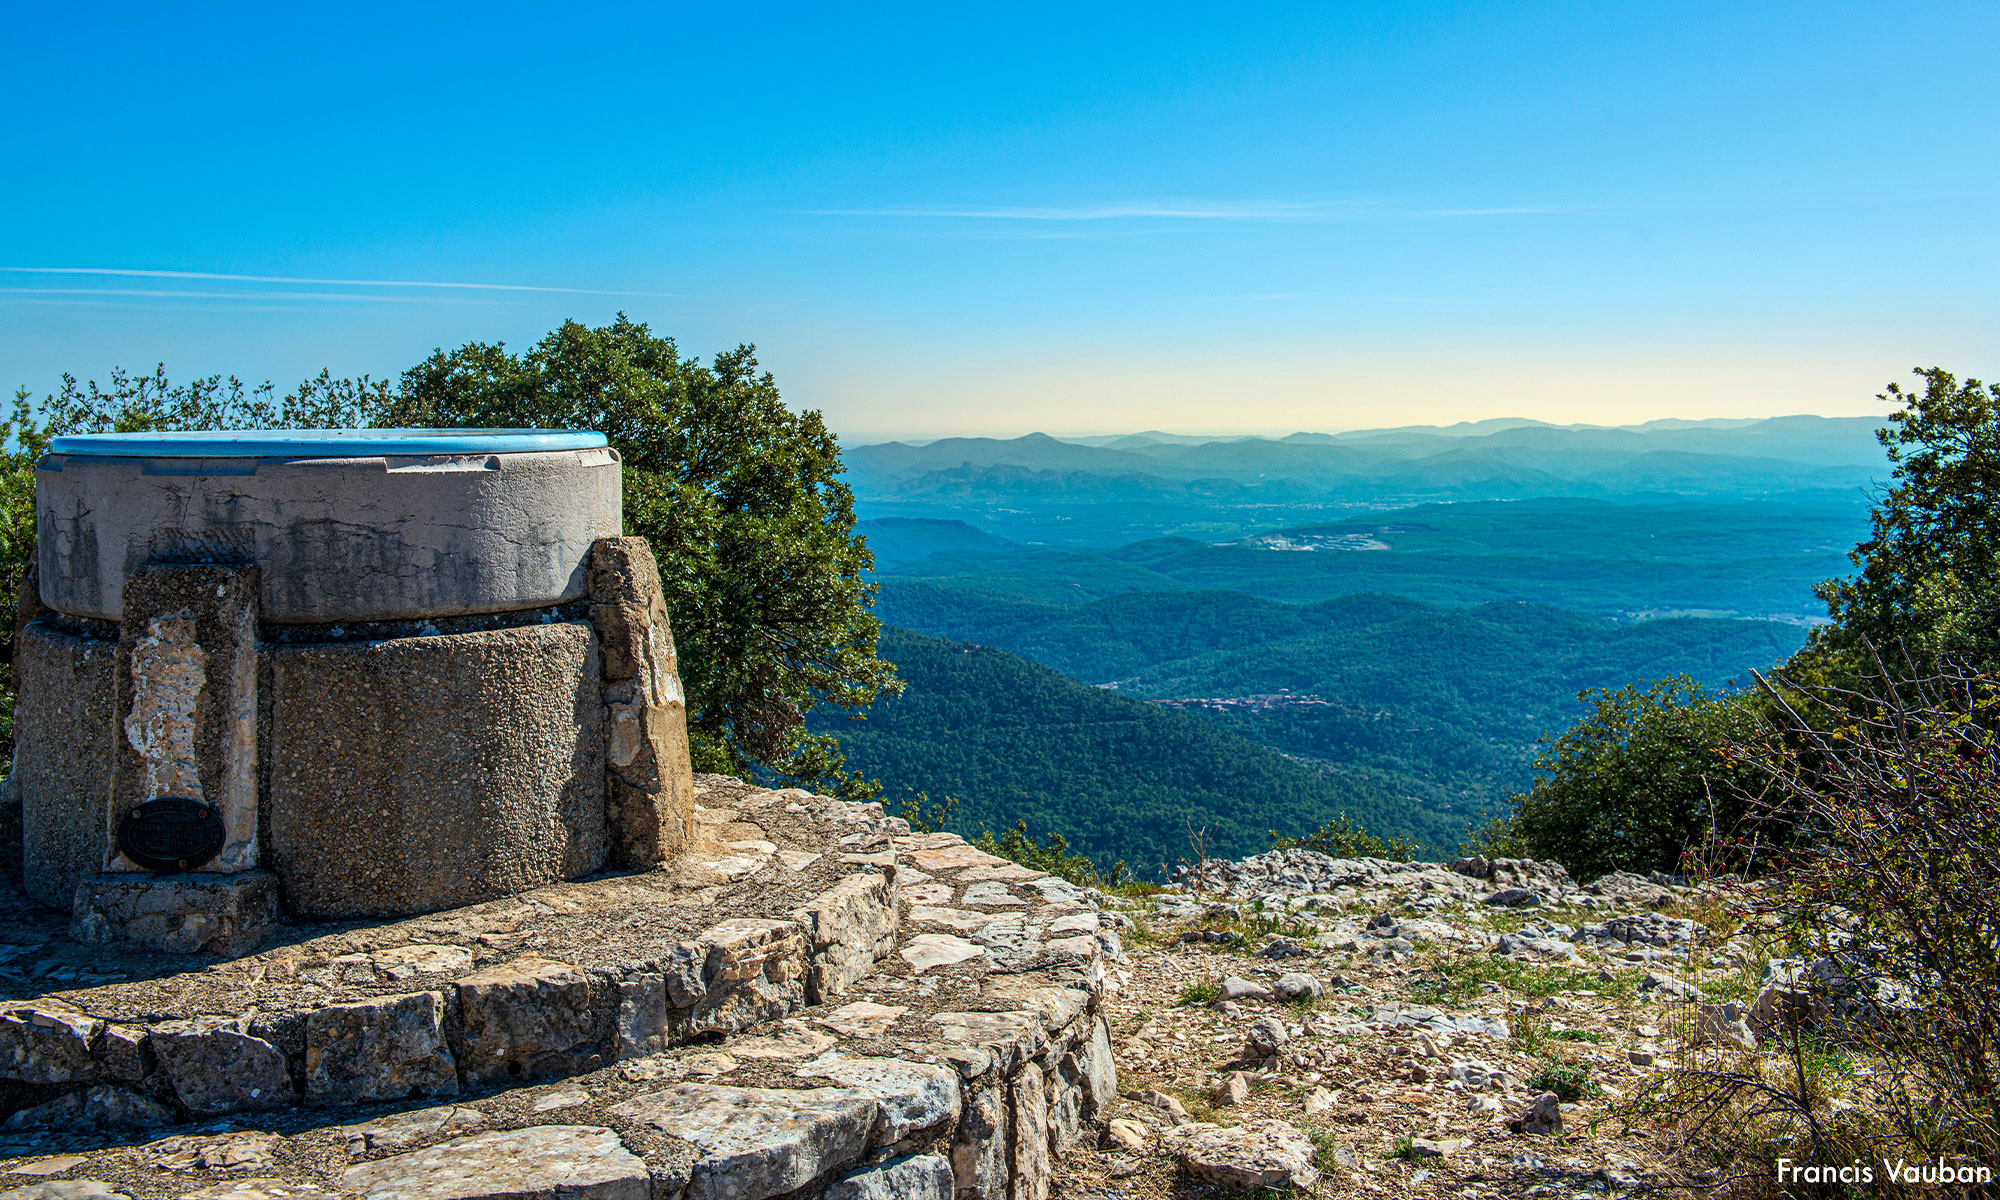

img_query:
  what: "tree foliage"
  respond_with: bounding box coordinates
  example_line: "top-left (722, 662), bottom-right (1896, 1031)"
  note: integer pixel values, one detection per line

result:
top-left (2, 321), bottom-right (896, 795)
top-left (1813, 367), bottom-right (2000, 671)
top-left (1500, 676), bottom-right (1768, 879)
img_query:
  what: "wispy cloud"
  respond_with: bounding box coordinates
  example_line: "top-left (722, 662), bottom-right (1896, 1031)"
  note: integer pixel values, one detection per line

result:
top-left (2, 287), bottom-right (505, 304)
top-left (0, 267), bottom-right (678, 297)
top-left (811, 200), bottom-right (1591, 222)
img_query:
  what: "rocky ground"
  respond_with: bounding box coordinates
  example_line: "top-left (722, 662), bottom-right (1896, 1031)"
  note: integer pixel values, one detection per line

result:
top-left (1, 821), bottom-right (1808, 1199)
top-left (1053, 848), bottom-right (1782, 1198)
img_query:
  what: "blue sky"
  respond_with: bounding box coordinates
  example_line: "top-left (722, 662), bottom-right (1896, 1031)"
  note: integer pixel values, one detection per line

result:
top-left (4, 3), bottom-right (1995, 440)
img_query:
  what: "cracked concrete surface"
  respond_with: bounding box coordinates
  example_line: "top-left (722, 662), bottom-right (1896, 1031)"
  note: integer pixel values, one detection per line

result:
top-left (35, 448), bottom-right (620, 623)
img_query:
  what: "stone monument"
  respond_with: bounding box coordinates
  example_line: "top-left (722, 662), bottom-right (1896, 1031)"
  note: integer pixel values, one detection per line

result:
top-left (0, 430), bottom-right (1116, 1200)
top-left (11, 428), bottom-right (696, 953)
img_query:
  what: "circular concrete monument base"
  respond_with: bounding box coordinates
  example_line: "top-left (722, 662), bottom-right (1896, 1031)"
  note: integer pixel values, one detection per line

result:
top-left (35, 429), bottom-right (621, 623)
top-left (12, 430), bottom-right (693, 945)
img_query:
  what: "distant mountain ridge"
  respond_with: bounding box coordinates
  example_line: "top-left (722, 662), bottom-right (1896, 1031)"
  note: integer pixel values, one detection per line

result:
top-left (918, 414), bottom-right (1877, 450)
top-left (844, 416), bottom-right (1887, 545)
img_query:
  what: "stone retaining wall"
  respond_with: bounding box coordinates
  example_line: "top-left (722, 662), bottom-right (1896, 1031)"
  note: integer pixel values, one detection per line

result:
top-left (0, 867), bottom-right (899, 1120)
top-left (0, 785), bottom-right (1120, 1200)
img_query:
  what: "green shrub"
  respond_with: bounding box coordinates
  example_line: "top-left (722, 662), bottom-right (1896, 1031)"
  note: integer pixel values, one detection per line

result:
top-left (1655, 659), bottom-right (2000, 1184)
top-left (1500, 676), bottom-right (1769, 879)
top-left (1177, 980), bottom-right (1221, 1006)
top-left (1268, 813), bottom-right (1416, 862)
top-left (1527, 1058), bottom-right (1599, 1101)
top-left (973, 818), bottom-right (1132, 891)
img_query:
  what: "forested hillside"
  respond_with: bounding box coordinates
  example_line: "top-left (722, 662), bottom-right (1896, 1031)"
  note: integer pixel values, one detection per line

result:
top-left (863, 584), bottom-right (1803, 835)
top-left (817, 627), bottom-right (1474, 869)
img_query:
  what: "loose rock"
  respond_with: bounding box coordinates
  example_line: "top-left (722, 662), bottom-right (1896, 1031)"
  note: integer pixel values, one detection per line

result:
top-left (1211, 1071), bottom-right (1250, 1106)
top-left (1217, 976), bottom-right (1271, 1003)
top-left (1511, 1092), bottom-right (1563, 1136)
top-left (1247, 1017), bottom-right (1289, 1057)
top-left (1272, 972), bottom-right (1321, 1001)
top-left (1166, 1120), bottom-right (1321, 1190)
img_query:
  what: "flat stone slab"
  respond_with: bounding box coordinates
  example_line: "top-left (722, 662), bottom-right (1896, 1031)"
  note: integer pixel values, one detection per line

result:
top-left (342, 1105), bottom-right (489, 1156)
top-left (183, 1183), bottom-right (343, 1200)
top-left (906, 907), bottom-right (995, 933)
top-left (899, 933), bottom-right (984, 974)
top-left (796, 1054), bottom-right (961, 1145)
top-left (816, 1002), bottom-right (907, 1038)
top-left (900, 841), bottom-right (1009, 873)
top-left (342, 1125), bottom-right (648, 1200)
top-left (0, 1183), bottom-right (132, 1200)
top-left (611, 1083), bottom-right (878, 1200)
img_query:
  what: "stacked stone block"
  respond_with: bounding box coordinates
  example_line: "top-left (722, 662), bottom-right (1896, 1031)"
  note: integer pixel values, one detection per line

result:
top-left (0, 786), bottom-right (1121, 1200)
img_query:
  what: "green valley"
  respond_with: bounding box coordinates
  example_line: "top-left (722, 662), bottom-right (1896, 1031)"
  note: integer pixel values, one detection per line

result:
top-left (817, 627), bottom-right (1475, 869)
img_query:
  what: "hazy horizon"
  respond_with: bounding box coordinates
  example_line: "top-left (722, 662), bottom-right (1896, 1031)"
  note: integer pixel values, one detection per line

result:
top-left (848, 411), bottom-right (1895, 447)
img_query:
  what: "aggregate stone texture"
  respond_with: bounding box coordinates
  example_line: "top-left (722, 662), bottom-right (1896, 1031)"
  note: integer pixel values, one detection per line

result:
top-left (21, 539), bottom-right (694, 943)
top-left (304, 990), bottom-right (458, 1104)
top-left (12, 621), bottom-right (116, 908)
top-left (0, 1003), bottom-right (101, 1086)
top-left (0, 779), bottom-right (1121, 1200)
top-left (265, 621), bottom-right (607, 919)
top-left (453, 955), bottom-right (594, 1086)
top-left (148, 1017), bottom-right (295, 1115)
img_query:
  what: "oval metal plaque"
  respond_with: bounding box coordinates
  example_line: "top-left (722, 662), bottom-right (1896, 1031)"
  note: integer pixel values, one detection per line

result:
top-left (116, 798), bottom-right (226, 873)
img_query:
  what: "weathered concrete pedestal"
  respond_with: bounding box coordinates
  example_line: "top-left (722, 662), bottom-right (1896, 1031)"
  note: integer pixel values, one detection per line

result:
top-left (9, 429), bottom-right (697, 953)
top-left (71, 870), bottom-right (278, 956)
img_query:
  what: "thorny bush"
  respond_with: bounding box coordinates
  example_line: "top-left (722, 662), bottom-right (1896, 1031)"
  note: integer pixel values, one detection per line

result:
top-left (1647, 650), bottom-right (2000, 1195)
